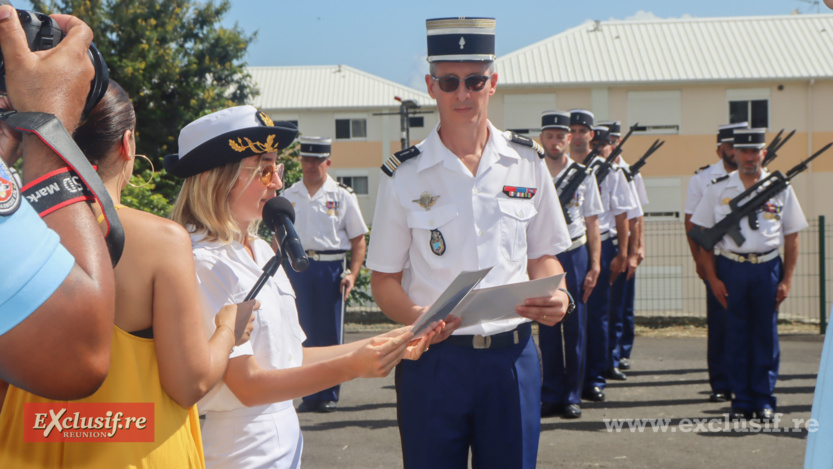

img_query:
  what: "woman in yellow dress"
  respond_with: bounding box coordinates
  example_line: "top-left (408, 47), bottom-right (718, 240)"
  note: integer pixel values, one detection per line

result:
top-left (0, 80), bottom-right (256, 468)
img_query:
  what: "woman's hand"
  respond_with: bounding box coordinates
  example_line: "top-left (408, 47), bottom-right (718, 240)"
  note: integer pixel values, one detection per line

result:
top-left (349, 329), bottom-right (412, 378)
top-left (215, 300), bottom-right (259, 346)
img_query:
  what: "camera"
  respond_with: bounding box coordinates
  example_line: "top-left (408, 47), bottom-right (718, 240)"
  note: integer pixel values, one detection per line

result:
top-left (0, 2), bottom-right (109, 117)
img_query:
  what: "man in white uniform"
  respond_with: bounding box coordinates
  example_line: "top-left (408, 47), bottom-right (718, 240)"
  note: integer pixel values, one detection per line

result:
top-left (367, 17), bottom-right (573, 469)
top-left (690, 128), bottom-right (807, 421)
top-left (283, 136), bottom-right (368, 413)
top-left (684, 122), bottom-right (747, 403)
top-left (538, 110), bottom-right (603, 419)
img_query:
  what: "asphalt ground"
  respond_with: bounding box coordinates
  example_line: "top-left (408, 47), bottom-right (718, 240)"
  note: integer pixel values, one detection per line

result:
top-left (295, 328), bottom-right (823, 468)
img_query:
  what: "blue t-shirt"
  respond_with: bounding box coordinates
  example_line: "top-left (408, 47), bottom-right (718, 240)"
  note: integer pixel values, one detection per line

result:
top-left (0, 190), bottom-right (75, 336)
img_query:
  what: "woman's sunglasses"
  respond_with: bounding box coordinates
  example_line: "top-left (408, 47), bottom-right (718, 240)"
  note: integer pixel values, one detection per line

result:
top-left (244, 162), bottom-right (285, 186)
top-left (431, 74), bottom-right (492, 93)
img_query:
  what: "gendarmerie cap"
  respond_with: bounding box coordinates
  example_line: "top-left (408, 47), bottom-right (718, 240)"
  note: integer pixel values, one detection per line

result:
top-left (299, 137), bottom-right (332, 158)
top-left (598, 120), bottom-right (621, 137)
top-left (164, 105), bottom-right (298, 178)
top-left (541, 111), bottom-right (571, 131)
top-left (426, 17), bottom-right (496, 62)
top-left (570, 109), bottom-right (594, 129)
top-left (733, 128), bottom-right (766, 149)
top-left (591, 125), bottom-right (610, 143)
top-left (717, 122), bottom-right (749, 144)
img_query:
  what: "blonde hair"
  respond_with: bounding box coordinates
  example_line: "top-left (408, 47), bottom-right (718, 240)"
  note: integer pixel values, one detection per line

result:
top-left (170, 160), bottom-right (264, 244)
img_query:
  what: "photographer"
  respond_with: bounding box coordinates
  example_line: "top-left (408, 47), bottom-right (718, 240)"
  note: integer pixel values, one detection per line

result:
top-left (0, 4), bottom-right (116, 399)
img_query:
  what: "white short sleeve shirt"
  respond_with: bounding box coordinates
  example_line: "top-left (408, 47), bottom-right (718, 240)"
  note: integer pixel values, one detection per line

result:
top-left (191, 233), bottom-right (306, 414)
top-left (283, 175), bottom-right (368, 251)
top-left (552, 157), bottom-right (604, 239)
top-left (689, 172), bottom-right (808, 253)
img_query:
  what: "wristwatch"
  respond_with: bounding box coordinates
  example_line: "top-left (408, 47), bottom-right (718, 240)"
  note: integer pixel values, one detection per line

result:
top-left (558, 288), bottom-right (576, 317)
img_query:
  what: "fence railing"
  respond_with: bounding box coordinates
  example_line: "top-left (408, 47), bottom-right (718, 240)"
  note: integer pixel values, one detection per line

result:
top-left (347, 216), bottom-right (832, 332)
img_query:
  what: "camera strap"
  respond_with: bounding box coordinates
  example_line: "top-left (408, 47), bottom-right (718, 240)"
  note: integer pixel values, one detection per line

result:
top-left (3, 111), bottom-right (125, 266)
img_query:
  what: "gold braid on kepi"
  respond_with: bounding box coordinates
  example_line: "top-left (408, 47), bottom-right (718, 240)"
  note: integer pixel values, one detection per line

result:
top-left (229, 135), bottom-right (279, 154)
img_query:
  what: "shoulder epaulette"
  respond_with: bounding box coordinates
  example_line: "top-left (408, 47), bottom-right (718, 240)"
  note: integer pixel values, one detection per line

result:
top-left (507, 131), bottom-right (546, 159)
top-left (337, 182), bottom-right (354, 194)
top-left (694, 164), bottom-right (710, 175)
top-left (381, 145), bottom-right (420, 177)
top-left (710, 174), bottom-right (730, 185)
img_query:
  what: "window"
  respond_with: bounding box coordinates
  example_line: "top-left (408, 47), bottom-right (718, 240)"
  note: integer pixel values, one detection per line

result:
top-left (337, 175), bottom-right (369, 195)
top-left (627, 91), bottom-right (681, 134)
top-left (727, 88), bottom-right (770, 129)
top-left (409, 116), bottom-right (424, 128)
top-left (335, 118), bottom-right (367, 139)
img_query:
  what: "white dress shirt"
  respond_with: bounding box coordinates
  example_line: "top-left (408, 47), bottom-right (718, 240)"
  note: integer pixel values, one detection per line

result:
top-left (283, 175), bottom-right (368, 251)
top-left (191, 232), bottom-right (305, 414)
top-left (552, 156), bottom-right (604, 240)
top-left (690, 171), bottom-right (808, 253)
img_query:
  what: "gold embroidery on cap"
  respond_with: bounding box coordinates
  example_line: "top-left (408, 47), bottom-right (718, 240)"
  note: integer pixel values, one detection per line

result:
top-left (258, 112), bottom-right (274, 127)
top-left (229, 134), bottom-right (279, 153)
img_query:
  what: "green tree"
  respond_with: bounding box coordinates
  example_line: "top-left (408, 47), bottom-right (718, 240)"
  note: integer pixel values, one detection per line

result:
top-left (32, 0), bottom-right (258, 204)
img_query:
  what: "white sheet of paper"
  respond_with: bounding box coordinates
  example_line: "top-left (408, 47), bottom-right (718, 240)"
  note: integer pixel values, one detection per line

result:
top-left (409, 267), bottom-right (493, 339)
top-left (452, 273), bottom-right (566, 329)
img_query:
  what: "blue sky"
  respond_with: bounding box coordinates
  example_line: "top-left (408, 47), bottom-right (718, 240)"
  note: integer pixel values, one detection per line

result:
top-left (15, 0), bottom-right (833, 89)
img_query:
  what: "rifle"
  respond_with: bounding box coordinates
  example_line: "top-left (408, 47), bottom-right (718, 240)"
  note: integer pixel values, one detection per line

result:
top-left (761, 129), bottom-right (795, 168)
top-left (554, 162), bottom-right (590, 225)
top-left (626, 139), bottom-right (665, 179)
top-left (591, 123), bottom-right (640, 185)
top-left (580, 138), bottom-right (607, 167)
top-left (688, 142), bottom-right (833, 250)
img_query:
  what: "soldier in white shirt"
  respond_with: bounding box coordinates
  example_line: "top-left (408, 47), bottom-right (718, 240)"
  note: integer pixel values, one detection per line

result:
top-left (368, 17), bottom-right (573, 469)
top-left (684, 121), bottom-right (748, 403)
top-left (538, 110), bottom-right (604, 420)
top-left (601, 120), bottom-right (648, 379)
top-left (283, 137), bottom-right (369, 413)
top-left (690, 128), bottom-right (807, 422)
top-left (574, 118), bottom-right (637, 402)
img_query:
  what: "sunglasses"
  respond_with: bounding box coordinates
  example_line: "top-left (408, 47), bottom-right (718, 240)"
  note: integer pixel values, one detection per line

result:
top-left (431, 73), bottom-right (492, 93)
top-left (243, 162), bottom-right (285, 186)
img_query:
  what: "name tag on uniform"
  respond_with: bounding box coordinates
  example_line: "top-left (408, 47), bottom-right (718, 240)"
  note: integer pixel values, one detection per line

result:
top-left (502, 186), bottom-right (537, 199)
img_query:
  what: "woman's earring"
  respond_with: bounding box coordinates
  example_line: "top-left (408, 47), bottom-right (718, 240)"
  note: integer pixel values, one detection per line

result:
top-left (124, 154), bottom-right (155, 188)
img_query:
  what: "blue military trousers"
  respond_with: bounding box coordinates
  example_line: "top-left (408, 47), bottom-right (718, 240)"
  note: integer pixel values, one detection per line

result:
top-left (584, 237), bottom-right (617, 391)
top-left (540, 243), bottom-right (588, 406)
top-left (716, 255), bottom-right (781, 411)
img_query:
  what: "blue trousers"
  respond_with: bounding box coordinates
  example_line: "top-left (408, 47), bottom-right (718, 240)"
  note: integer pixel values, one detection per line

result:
top-left (395, 335), bottom-right (540, 469)
top-left (608, 255), bottom-right (627, 370)
top-left (716, 255), bottom-right (781, 411)
top-left (540, 244), bottom-right (588, 406)
top-left (705, 280), bottom-right (730, 393)
top-left (620, 275), bottom-right (636, 360)
top-left (285, 258), bottom-right (344, 403)
top-left (584, 238), bottom-right (617, 391)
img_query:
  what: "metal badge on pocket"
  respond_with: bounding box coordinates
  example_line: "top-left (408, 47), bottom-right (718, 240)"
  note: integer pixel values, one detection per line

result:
top-left (430, 229), bottom-right (446, 256)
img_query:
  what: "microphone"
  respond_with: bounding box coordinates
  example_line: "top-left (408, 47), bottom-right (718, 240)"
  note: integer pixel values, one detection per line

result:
top-left (262, 197), bottom-right (309, 273)
top-left (244, 197), bottom-right (309, 301)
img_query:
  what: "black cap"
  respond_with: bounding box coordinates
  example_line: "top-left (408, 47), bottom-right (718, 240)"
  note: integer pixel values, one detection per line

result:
top-left (717, 122), bottom-right (749, 144)
top-left (570, 109), bottom-right (594, 129)
top-left (733, 128), bottom-right (766, 149)
top-left (426, 17), bottom-right (496, 62)
top-left (541, 111), bottom-right (571, 131)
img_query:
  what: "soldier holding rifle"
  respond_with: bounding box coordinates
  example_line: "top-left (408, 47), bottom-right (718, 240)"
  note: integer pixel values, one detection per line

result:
top-left (689, 128), bottom-right (814, 422)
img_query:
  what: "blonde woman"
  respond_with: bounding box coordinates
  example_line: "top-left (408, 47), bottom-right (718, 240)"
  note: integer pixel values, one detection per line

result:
top-left (167, 105), bottom-right (440, 469)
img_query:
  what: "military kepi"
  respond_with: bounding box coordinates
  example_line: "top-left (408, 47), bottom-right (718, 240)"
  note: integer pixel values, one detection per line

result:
top-left (299, 137), bottom-right (332, 158)
top-left (733, 128), bottom-right (766, 149)
top-left (592, 125), bottom-right (610, 144)
top-left (426, 17), bottom-right (496, 62)
top-left (598, 121), bottom-right (621, 137)
top-left (717, 122), bottom-right (749, 144)
top-left (164, 105), bottom-right (298, 178)
top-left (570, 109), bottom-right (594, 129)
top-left (541, 111), bottom-right (571, 131)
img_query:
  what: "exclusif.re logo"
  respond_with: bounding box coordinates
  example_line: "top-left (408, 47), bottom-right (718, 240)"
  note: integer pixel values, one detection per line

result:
top-left (24, 403), bottom-right (154, 443)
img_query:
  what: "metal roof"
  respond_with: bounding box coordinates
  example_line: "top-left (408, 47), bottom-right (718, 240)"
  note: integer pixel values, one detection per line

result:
top-left (248, 65), bottom-right (434, 110)
top-left (496, 14), bottom-right (833, 87)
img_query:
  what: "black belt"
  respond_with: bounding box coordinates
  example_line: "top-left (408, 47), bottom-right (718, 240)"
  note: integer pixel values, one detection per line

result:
top-left (444, 323), bottom-right (531, 350)
top-left (305, 250), bottom-right (346, 255)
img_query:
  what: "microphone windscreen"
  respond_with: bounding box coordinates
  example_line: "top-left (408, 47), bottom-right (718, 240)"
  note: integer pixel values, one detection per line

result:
top-left (262, 196), bottom-right (295, 231)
